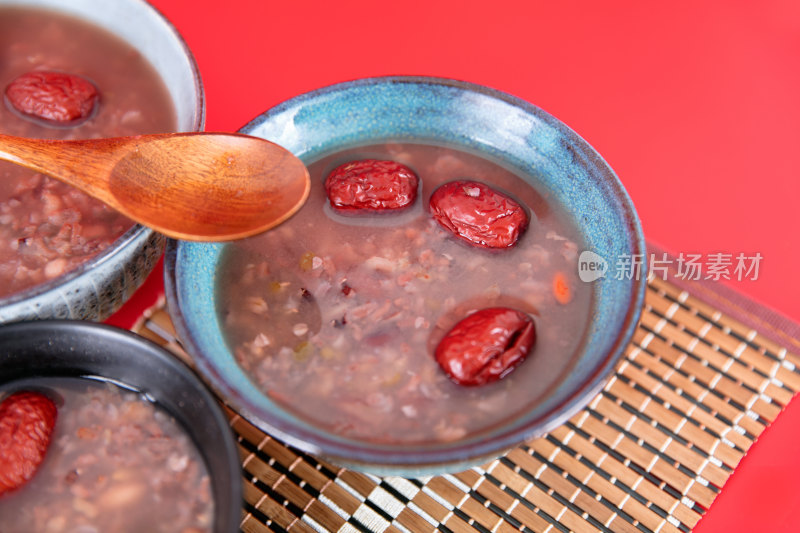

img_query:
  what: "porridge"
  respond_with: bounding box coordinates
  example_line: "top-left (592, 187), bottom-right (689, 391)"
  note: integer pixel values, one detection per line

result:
top-left (217, 142), bottom-right (591, 444)
top-left (0, 379), bottom-right (213, 532)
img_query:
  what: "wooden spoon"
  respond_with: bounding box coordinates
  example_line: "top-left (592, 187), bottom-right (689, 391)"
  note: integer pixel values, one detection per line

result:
top-left (0, 132), bottom-right (310, 241)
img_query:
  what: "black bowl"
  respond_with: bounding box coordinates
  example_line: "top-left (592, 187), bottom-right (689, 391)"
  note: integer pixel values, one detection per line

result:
top-left (0, 320), bottom-right (241, 532)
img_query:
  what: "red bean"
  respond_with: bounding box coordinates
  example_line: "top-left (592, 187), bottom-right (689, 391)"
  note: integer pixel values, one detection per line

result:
top-left (325, 159), bottom-right (419, 212)
top-left (0, 391), bottom-right (58, 495)
top-left (435, 307), bottom-right (536, 386)
top-left (5, 71), bottom-right (99, 125)
top-left (429, 180), bottom-right (528, 248)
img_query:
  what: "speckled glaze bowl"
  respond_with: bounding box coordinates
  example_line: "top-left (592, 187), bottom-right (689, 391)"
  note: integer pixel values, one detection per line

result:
top-left (0, 320), bottom-right (241, 532)
top-left (165, 76), bottom-right (646, 476)
top-left (0, 0), bottom-right (204, 323)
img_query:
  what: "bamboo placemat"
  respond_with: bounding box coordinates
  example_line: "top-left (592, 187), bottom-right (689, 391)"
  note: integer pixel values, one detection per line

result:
top-left (134, 274), bottom-right (800, 533)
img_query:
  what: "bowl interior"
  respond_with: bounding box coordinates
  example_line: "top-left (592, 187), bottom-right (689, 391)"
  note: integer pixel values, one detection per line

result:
top-left (166, 77), bottom-right (646, 474)
top-left (0, 0), bottom-right (203, 130)
top-left (0, 320), bottom-right (241, 533)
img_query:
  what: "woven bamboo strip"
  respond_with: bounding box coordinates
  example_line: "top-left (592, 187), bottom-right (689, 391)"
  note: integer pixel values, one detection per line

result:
top-left (648, 276), bottom-right (800, 357)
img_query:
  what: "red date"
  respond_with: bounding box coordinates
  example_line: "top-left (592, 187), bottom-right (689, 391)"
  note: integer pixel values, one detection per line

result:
top-left (435, 307), bottom-right (536, 386)
top-left (5, 71), bottom-right (99, 125)
top-left (0, 391), bottom-right (58, 496)
top-left (429, 180), bottom-right (529, 248)
top-left (325, 159), bottom-right (419, 212)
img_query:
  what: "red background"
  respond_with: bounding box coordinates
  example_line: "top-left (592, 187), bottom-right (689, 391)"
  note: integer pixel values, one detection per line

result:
top-left (124, 1), bottom-right (800, 530)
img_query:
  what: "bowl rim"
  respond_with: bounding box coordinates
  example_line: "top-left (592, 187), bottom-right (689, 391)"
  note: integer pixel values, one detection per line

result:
top-left (0, 0), bottom-right (205, 312)
top-left (0, 319), bottom-right (241, 532)
top-left (167, 75), bottom-right (647, 473)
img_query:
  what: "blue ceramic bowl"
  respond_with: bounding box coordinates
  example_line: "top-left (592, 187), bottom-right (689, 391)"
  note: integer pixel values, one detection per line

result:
top-left (0, 0), bottom-right (204, 323)
top-left (165, 76), bottom-right (646, 476)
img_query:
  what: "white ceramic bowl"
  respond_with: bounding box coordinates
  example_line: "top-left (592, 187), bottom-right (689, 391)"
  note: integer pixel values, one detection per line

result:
top-left (0, 0), bottom-right (204, 323)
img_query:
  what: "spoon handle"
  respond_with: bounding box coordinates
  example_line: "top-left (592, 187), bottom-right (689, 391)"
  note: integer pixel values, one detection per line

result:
top-left (0, 133), bottom-right (124, 208)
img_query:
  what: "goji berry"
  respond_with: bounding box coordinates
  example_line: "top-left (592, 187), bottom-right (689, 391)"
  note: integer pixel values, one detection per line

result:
top-left (553, 271), bottom-right (573, 304)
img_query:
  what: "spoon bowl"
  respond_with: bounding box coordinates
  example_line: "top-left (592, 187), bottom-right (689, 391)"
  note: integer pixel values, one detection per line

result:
top-left (0, 132), bottom-right (310, 241)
